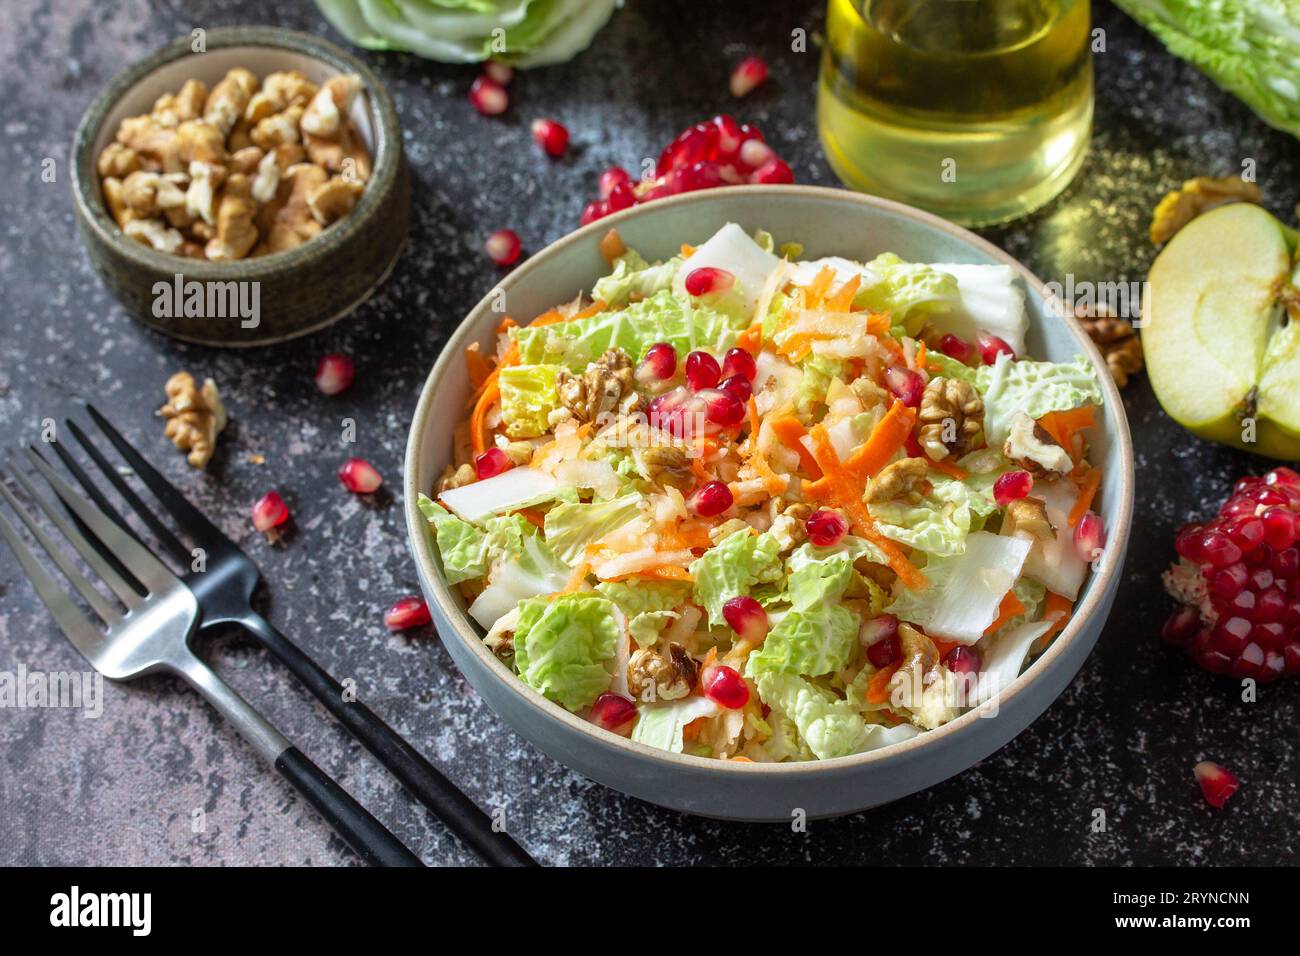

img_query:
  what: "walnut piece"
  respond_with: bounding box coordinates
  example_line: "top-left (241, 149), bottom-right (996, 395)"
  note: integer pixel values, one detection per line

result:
top-left (556, 349), bottom-right (638, 424)
top-left (1002, 496), bottom-right (1054, 541)
top-left (1076, 305), bottom-right (1144, 389)
top-left (627, 643), bottom-right (698, 702)
top-left (865, 457), bottom-right (928, 504)
top-left (204, 173), bottom-right (258, 261)
top-left (437, 462), bottom-right (477, 493)
top-left (894, 623), bottom-right (940, 689)
top-left (1150, 175), bottom-right (1262, 245)
top-left (1003, 412), bottom-right (1072, 476)
top-left (159, 372), bottom-right (228, 469)
top-left (917, 376), bottom-right (983, 461)
top-left (849, 376), bottom-right (890, 412)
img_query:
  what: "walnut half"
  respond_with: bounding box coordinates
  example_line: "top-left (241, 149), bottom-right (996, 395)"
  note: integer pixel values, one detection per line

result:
top-left (627, 643), bottom-right (698, 702)
top-left (159, 372), bottom-right (227, 469)
top-left (865, 457), bottom-right (928, 505)
top-left (917, 376), bottom-right (983, 461)
top-left (1076, 306), bottom-right (1144, 389)
top-left (556, 348), bottom-right (638, 425)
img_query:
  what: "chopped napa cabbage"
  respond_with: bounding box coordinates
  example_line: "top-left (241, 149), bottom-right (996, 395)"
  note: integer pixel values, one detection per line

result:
top-left (418, 495), bottom-right (487, 584)
top-left (747, 548), bottom-right (859, 677)
top-left (498, 364), bottom-right (561, 439)
top-left (512, 289), bottom-right (748, 369)
top-left (794, 355), bottom-right (845, 419)
top-left (631, 694), bottom-right (720, 753)
top-left (595, 580), bottom-right (691, 647)
top-left (888, 531), bottom-right (1032, 643)
top-left (591, 249), bottom-right (681, 306)
top-left (688, 529), bottom-right (784, 627)
top-left (855, 253), bottom-right (963, 334)
top-left (973, 620), bottom-right (1054, 706)
top-left (756, 672), bottom-right (919, 760)
top-left (924, 263), bottom-right (1029, 357)
top-left (482, 513), bottom-right (534, 565)
top-left (925, 351), bottom-right (981, 386)
top-left (761, 709), bottom-right (815, 762)
top-left (1018, 477), bottom-right (1090, 600)
top-left (438, 467), bottom-right (561, 524)
top-left (868, 475), bottom-right (979, 557)
top-left (543, 493), bottom-right (643, 565)
top-left (786, 536), bottom-right (891, 575)
top-left (979, 352), bottom-right (1104, 446)
top-left (671, 222), bottom-right (783, 317)
top-left (468, 532), bottom-right (569, 629)
top-left (511, 592), bottom-right (620, 710)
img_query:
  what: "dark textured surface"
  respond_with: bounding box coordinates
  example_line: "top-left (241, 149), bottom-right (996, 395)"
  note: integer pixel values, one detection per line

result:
top-left (1, 0), bottom-right (1297, 866)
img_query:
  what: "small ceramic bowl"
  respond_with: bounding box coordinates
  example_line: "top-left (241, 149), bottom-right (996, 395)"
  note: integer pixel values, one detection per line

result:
top-left (404, 186), bottom-right (1135, 820)
top-left (71, 26), bottom-right (409, 347)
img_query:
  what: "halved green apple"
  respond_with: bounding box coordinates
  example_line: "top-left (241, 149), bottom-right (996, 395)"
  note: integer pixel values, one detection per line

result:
top-left (1143, 203), bottom-right (1300, 460)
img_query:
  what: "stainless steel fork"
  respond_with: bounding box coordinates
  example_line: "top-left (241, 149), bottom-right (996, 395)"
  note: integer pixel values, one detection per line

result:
top-left (0, 449), bottom-right (421, 867)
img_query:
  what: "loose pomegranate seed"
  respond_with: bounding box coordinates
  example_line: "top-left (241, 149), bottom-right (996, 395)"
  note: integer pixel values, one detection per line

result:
top-left (1193, 761), bottom-right (1239, 809)
top-left (702, 664), bottom-right (750, 708)
top-left (938, 333), bottom-right (973, 362)
top-left (884, 366), bottom-right (925, 407)
top-left (684, 267), bottom-right (735, 297)
top-left (599, 166), bottom-right (631, 199)
top-left (738, 138), bottom-right (774, 171)
top-left (729, 56), bottom-right (769, 98)
top-left (605, 180), bottom-right (635, 212)
top-left (1074, 511), bottom-right (1106, 564)
top-left (993, 470), bottom-right (1033, 507)
top-left (483, 61), bottom-right (513, 86)
top-left (468, 75), bottom-right (508, 116)
top-left (685, 350), bottom-right (721, 391)
top-left (718, 374), bottom-right (752, 403)
top-left (589, 693), bottom-right (637, 734)
top-left (484, 228), bottom-right (521, 266)
top-left (977, 331), bottom-right (1015, 364)
top-left (636, 342), bottom-right (678, 385)
top-left (338, 457), bottom-right (383, 494)
top-left (580, 199), bottom-right (608, 226)
top-left (864, 615), bottom-right (901, 667)
top-left (691, 480), bottom-right (733, 517)
top-left (749, 157), bottom-right (794, 185)
top-left (723, 595), bottom-right (768, 642)
top-left (251, 491), bottom-right (289, 533)
top-left (721, 347), bottom-right (757, 381)
top-left (656, 122), bottom-right (719, 177)
top-left (315, 353), bottom-right (355, 395)
top-left (943, 645), bottom-right (981, 675)
top-left (806, 509), bottom-right (848, 547)
top-left (384, 596), bottom-right (431, 632)
top-left (698, 388), bottom-right (745, 427)
top-left (530, 117), bottom-right (569, 157)
top-left (474, 446), bottom-right (512, 480)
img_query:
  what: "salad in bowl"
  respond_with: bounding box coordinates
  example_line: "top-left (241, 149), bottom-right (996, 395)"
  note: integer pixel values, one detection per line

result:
top-left (418, 222), bottom-right (1107, 763)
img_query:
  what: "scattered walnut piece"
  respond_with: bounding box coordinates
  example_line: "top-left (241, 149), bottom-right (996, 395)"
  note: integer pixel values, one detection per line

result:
top-left (1150, 175), bottom-right (1262, 245)
top-left (1075, 305), bottom-right (1144, 388)
top-left (917, 376), bottom-right (983, 461)
top-left (1002, 496), bottom-right (1054, 542)
top-left (437, 462), bottom-right (476, 493)
top-left (1003, 412), bottom-right (1072, 477)
top-left (895, 623), bottom-right (940, 689)
top-left (556, 349), bottom-right (638, 424)
top-left (159, 372), bottom-right (228, 469)
top-left (627, 643), bottom-right (698, 702)
top-left (865, 457), bottom-right (928, 504)
top-left (849, 376), bottom-right (890, 413)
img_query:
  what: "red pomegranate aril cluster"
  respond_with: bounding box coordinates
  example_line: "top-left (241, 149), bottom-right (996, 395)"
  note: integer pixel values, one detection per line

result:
top-left (474, 446), bottom-right (512, 480)
top-left (806, 509), bottom-right (848, 547)
top-left (1163, 467), bottom-right (1300, 682)
top-left (589, 693), bottom-right (637, 734)
top-left (723, 595), bottom-right (769, 643)
top-left (691, 480), bottom-right (733, 517)
top-left (578, 114), bottom-right (794, 225)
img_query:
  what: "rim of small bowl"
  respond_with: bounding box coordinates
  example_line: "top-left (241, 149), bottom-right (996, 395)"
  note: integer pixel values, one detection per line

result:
top-left (405, 184), bottom-right (1135, 775)
top-left (69, 25), bottom-right (402, 279)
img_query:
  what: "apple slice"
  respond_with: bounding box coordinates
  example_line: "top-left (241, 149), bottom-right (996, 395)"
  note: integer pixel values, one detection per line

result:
top-left (1143, 203), bottom-right (1300, 459)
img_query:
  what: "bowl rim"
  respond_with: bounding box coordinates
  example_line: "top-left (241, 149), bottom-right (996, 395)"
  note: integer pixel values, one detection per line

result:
top-left (69, 25), bottom-right (402, 279)
top-left (404, 184), bottom-right (1135, 775)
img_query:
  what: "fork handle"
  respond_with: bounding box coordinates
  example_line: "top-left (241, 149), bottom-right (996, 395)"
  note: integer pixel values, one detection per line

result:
top-left (239, 610), bottom-right (537, 867)
top-left (173, 652), bottom-right (422, 867)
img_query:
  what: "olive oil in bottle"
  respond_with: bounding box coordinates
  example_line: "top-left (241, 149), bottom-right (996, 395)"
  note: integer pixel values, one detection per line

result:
top-left (817, 0), bottom-right (1093, 225)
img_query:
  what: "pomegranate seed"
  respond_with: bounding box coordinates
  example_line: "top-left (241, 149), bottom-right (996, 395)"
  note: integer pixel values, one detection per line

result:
top-left (661, 159), bottom-right (725, 195)
top-left (864, 616), bottom-right (901, 667)
top-left (315, 353), bottom-right (355, 396)
top-left (338, 457), bottom-right (383, 494)
top-left (530, 118), bottom-right (569, 157)
top-left (468, 75), bottom-right (508, 116)
top-left (721, 347), bottom-right (757, 381)
top-left (718, 374), bottom-right (752, 403)
top-left (1225, 516), bottom-right (1265, 552)
top-left (938, 333), bottom-right (973, 362)
top-left (806, 509), bottom-right (848, 547)
top-left (723, 595), bottom-right (768, 642)
top-left (738, 138), bottom-right (774, 171)
top-left (251, 491), bottom-right (289, 533)
top-left (1073, 511), bottom-right (1105, 564)
top-left (589, 693), bottom-right (637, 734)
top-left (884, 366), bottom-right (925, 407)
top-left (384, 595), bottom-right (431, 632)
top-left (474, 447), bottom-right (512, 480)
top-left (647, 386), bottom-right (692, 436)
top-left (1266, 467), bottom-right (1300, 489)
top-left (1213, 616), bottom-right (1251, 656)
top-left (993, 470), bottom-right (1033, 507)
top-left (605, 180), bottom-right (635, 212)
top-left (484, 61), bottom-right (513, 86)
top-left (1193, 761), bottom-right (1239, 809)
top-left (1273, 547), bottom-right (1299, 578)
top-left (749, 157), bottom-right (794, 185)
top-left (1262, 507), bottom-right (1297, 549)
top-left (685, 350), bottom-right (721, 391)
top-left (1161, 606), bottom-right (1201, 645)
top-left (712, 114), bottom-right (744, 160)
top-left (691, 480), bottom-right (733, 517)
top-left (729, 56), bottom-right (769, 98)
top-left (698, 388), bottom-right (745, 427)
top-left (1207, 562), bottom-right (1248, 599)
top-left (684, 267), bottom-right (735, 297)
top-left (1254, 588), bottom-right (1287, 623)
top-left (1200, 531), bottom-right (1242, 567)
top-left (977, 331), bottom-right (1015, 364)
top-left (656, 122), bottom-right (719, 176)
top-left (702, 664), bottom-right (750, 708)
top-left (943, 645), bottom-right (981, 675)
top-left (484, 228), bottom-right (521, 266)
top-left (636, 342), bottom-right (678, 385)
top-left (1175, 522), bottom-right (1204, 560)
top-left (580, 199), bottom-right (608, 226)
top-left (598, 166), bottom-right (630, 199)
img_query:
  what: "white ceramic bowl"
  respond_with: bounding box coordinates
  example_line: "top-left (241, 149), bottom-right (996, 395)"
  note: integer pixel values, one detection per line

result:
top-left (404, 186), bottom-right (1134, 821)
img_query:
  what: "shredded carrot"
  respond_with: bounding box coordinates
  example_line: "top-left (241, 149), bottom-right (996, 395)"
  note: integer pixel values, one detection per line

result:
top-left (769, 415), bottom-right (822, 479)
top-left (844, 399), bottom-right (916, 481)
top-left (496, 316), bottom-right (518, 335)
top-left (803, 266), bottom-right (837, 307)
top-left (984, 590), bottom-right (1028, 636)
top-left (1040, 405), bottom-right (1096, 465)
top-left (730, 755), bottom-right (754, 763)
top-left (866, 662), bottom-right (901, 705)
top-left (607, 565), bottom-right (694, 583)
top-left (674, 520), bottom-right (716, 550)
top-left (808, 424), bottom-right (927, 589)
top-left (914, 341), bottom-right (927, 372)
top-left (683, 717), bottom-right (707, 742)
top-left (1032, 591), bottom-right (1074, 653)
top-left (825, 273), bottom-right (861, 312)
top-left (680, 243), bottom-right (695, 258)
top-left (573, 299), bottom-right (607, 320)
top-left (515, 508), bottom-right (547, 529)
top-left (690, 454), bottom-right (713, 484)
top-left (928, 457), bottom-right (969, 481)
top-left (470, 376), bottom-right (500, 455)
top-left (561, 561), bottom-right (591, 593)
top-left (464, 343), bottom-right (492, 390)
top-left (735, 323), bottom-right (763, 355)
top-left (746, 397), bottom-right (761, 439)
top-left (526, 308), bottom-right (566, 328)
top-left (750, 452), bottom-right (789, 496)
top-left (865, 312), bottom-right (892, 336)
top-left (1068, 466), bottom-right (1101, 528)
